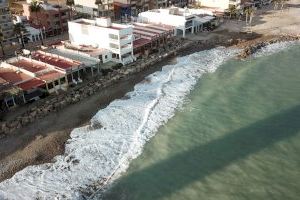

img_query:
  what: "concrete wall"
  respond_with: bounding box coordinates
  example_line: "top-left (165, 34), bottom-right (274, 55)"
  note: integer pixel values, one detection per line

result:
top-left (197, 0), bottom-right (230, 10)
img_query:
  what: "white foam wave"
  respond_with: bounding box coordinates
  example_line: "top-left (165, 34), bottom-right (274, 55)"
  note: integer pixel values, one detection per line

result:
top-left (0, 47), bottom-right (239, 200)
top-left (253, 40), bottom-right (299, 58)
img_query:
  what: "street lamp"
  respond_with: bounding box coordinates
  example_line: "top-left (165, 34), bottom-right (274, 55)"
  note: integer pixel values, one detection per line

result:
top-left (43, 26), bottom-right (46, 39)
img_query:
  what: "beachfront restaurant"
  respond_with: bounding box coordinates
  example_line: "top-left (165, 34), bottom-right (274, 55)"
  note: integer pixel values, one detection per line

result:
top-left (46, 45), bottom-right (103, 76)
top-left (131, 22), bottom-right (175, 58)
top-left (30, 50), bottom-right (87, 85)
top-left (0, 56), bottom-right (68, 109)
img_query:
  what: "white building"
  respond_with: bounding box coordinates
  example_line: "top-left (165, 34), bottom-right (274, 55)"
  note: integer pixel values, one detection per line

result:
top-left (196, 0), bottom-right (242, 10)
top-left (138, 7), bottom-right (215, 37)
top-left (68, 17), bottom-right (135, 65)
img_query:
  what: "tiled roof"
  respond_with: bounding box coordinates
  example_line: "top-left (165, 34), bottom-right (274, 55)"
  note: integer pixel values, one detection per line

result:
top-left (17, 78), bottom-right (45, 91)
top-left (11, 59), bottom-right (47, 73)
top-left (133, 38), bottom-right (151, 49)
top-left (38, 70), bottom-right (64, 82)
top-left (47, 48), bottom-right (99, 67)
top-left (32, 51), bottom-right (80, 71)
top-left (0, 68), bottom-right (32, 84)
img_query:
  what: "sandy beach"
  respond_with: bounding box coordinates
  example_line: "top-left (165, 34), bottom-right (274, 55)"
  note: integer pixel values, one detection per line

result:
top-left (0, 0), bottom-right (299, 183)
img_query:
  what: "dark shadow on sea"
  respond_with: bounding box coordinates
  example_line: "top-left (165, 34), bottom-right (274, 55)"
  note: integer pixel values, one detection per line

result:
top-left (101, 105), bottom-right (300, 200)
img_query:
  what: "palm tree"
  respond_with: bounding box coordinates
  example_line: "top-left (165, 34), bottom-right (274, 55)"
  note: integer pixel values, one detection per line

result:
top-left (95, 0), bottom-right (103, 17)
top-left (273, 0), bottom-right (280, 10)
top-left (280, 0), bottom-right (289, 10)
top-left (248, 7), bottom-right (255, 26)
top-left (0, 31), bottom-right (5, 57)
top-left (228, 5), bottom-right (237, 19)
top-left (245, 6), bottom-right (255, 32)
top-left (66, 0), bottom-right (75, 20)
top-left (14, 23), bottom-right (26, 49)
top-left (29, 0), bottom-right (44, 45)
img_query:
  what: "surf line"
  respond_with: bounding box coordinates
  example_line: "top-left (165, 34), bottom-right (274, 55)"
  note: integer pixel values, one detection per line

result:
top-left (87, 64), bottom-right (177, 199)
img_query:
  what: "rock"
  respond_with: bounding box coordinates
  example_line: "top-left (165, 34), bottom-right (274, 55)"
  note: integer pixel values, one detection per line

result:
top-left (9, 121), bottom-right (21, 130)
top-left (21, 116), bottom-right (30, 125)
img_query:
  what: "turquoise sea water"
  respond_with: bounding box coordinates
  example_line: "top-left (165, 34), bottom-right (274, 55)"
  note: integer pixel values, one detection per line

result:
top-left (102, 45), bottom-right (300, 200)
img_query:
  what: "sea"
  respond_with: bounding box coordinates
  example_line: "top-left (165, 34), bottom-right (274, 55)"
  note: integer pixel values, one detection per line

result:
top-left (0, 41), bottom-right (299, 200)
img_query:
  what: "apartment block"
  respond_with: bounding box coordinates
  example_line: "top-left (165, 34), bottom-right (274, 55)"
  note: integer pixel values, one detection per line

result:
top-left (68, 17), bottom-right (135, 65)
top-left (21, 0), bottom-right (70, 36)
top-left (74, 0), bottom-right (114, 18)
top-left (0, 0), bottom-right (15, 43)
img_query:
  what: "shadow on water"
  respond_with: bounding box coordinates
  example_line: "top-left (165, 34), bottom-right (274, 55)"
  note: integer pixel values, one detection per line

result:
top-left (102, 105), bottom-right (300, 200)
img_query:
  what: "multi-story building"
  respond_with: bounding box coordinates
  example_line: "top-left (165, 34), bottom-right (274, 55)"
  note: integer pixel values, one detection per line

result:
top-left (0, 0), bottom-right (15, 43)
top-left (74, 0), bottom-right (152, 20)
top-left (138, 7), bottom-right (216, 37)
top-left (74, 0), bottom-right (114, 19)
top-left (21, 0), bottom-right (70, 36)
top-left (68, 17), bottom-right (135, 65)
top-left (169, 0), bottom-right (189, 8)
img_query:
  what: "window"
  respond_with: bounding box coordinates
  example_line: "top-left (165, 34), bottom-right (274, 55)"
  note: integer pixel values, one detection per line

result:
top-left (109, 43), bottom-right (119, 49)
top-left (109, 34), bottom-right (118, 40)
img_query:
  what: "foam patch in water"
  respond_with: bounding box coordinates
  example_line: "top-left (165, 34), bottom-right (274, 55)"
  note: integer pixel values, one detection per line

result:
top-left (253, 41), bottom-right (300, 58)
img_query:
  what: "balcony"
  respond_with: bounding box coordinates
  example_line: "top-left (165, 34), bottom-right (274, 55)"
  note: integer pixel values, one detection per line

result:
top-left (120, 35), bottom-right (132, 46)
top-left (121, 44), bottom-right (132, 55)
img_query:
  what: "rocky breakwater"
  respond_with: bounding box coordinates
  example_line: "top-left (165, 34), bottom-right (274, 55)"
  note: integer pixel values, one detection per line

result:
top-left (0, 39), bottom-right (188, 138)
top-left (238, 35), bottom-right (300, 59)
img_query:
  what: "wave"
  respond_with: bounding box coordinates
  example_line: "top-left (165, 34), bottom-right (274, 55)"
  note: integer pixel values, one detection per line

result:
top-left (0, 47), bottom-right (239, 200)
top-left (253, 40), bottom-right (300, 58)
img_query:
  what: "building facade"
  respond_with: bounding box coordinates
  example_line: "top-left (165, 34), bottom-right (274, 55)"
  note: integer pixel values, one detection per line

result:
top-left (68, 17), bottom-right (135, 65)
top-left (138, 7), bottom-right (216, 37)
top-left (74, 0), bottom-right (114, 18)
top-left (21, 0), bottom-right (70, 36)
top-left (74, 0), bottom-right (153, 19)
top-left (0, 0), bottom-right (15, 43)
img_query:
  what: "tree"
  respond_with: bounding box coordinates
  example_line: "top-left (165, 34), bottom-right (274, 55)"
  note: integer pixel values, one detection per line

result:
top-left (228, 5), bottom-right (237, 19)
top-left (280, 0), bottom-right (289, 10)
top-left (273, 0), bottom-right (281, 10)
top-left (66, 0), bottom-right (75, 20)
top-left (29, 0), bottom-right (44, 45)
top-left (245, 7), bottom-right (255, 30)
top-left (95, 0), bottom-right (103, 17)
top-left (0, 31), bottom-right (5, 57)
top-left (14, 23), bottom-right (26, 49)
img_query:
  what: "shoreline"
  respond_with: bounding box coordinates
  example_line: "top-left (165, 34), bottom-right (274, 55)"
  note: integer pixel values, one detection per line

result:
top-left (0, 33), bottom-right (299, 183)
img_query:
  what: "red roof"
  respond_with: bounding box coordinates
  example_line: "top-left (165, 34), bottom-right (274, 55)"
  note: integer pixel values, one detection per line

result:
top-left (134, 27), bottom-right (161, 36)
top-left (17, 78), bottom-right (45, 90)
top-left (38, 70), bottom-right (64, 82)
top-left (0, 68), bottom-right (32, 84)
top-left (32, 52), bottom-right (80, 71)
top-left (11, 59), bottom-right (47, 73)
top-left (133, 38), bottom-right (151, 49)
